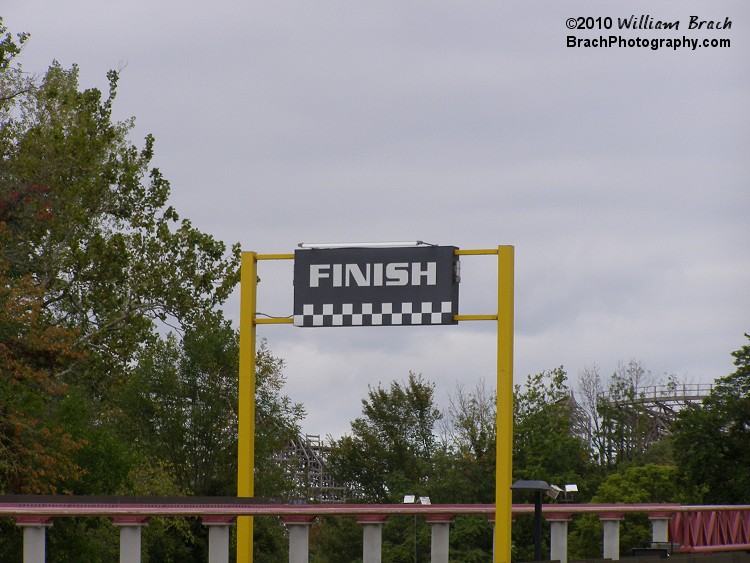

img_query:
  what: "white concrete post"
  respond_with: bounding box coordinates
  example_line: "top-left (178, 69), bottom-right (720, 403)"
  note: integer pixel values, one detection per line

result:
top-left (16, 517), bottom-right (53, 563)
top-left (208, 526), bottom-right (229, 563)
top-left (648, 512), bottom-right (672, 548)
top-left (600, 513), bottom-right (624, 560)
top-left (547, 513), bottom-right (572, 563)
top-left (425, 515), bottom-right (454, 563)
top-left (113, 516), bottom-right (148, 563)
top-left (358, 515), bottom-right (388, 563)
top-left (22, 526), bottom-right (47, 563)
top-left (487, 513), bottom-right (496, 559)
top-left (283, 515), bottom-right (316, 563)
top-left (202, 516), bottom-right (236, 563)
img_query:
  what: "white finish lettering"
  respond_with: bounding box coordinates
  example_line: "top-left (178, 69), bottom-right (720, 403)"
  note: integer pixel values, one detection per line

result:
top-left (332, 264), bottom-right (342, 287)
top-left (386, 263), bottom-right (410, 286)
top-left (345, 264), bottom-right (370, 286)
top-left (310, 264), bottom-right (330, 287)
top-left (308, 261), bottom-right (440, 287)
top-left (412, 262), bottom-right (437, 285)
top-left (373, 263), bottom-right (383, 286)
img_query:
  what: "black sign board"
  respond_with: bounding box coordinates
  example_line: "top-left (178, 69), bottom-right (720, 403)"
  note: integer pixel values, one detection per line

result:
top-left (293, 246), bottom-right (459, 327)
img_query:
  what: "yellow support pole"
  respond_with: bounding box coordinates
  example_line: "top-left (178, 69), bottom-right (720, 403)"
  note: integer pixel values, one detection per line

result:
top-left (495, 245), bottom-right (514, 563)
top-left (237, 251), bottom-right (257, 562)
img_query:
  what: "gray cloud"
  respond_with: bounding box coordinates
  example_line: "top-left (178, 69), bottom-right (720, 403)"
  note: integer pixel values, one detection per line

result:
top-left (5, 0), bottom-right (748, 437)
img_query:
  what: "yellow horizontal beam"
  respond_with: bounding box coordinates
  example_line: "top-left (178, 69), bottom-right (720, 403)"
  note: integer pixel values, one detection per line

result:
top-left (455, 314), bottom-right (497, 321)
top-left (256, 253), bottom-right (294, 260)
top-left (255, 317), bottom-right (294, 324)
top-left (455, 249), bottom-right (499, 256)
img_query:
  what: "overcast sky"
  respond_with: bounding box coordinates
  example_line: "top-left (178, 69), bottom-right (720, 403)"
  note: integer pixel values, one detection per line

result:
top-left (5, 0), bottom-right (749, 438)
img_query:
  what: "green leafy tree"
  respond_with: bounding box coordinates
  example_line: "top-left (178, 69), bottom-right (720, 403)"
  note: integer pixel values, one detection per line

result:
top-left (0, 19), bottom-right (239, 496)
top-left (322, 372), bottom-right (442, 562)
top-left (435, 380), bottom-right (496, 502)
top-left (569, 464), bottom-right (682, 559)
top-left (119, 317), bottom-right (240, 496)
top-left (0, 22), bottom-right (91, 496)
top-left (0, 57), bottom-right (240, 396)
top-left (0, 20), bottom-right (251, 561)
top-left (328, 372), bottom-right (442, 504)
top-left (433, 381), bottom-right (496, 561)
top-left (309, 516), bottom-right (362, 563)
top-left (512, 368), bottom-right (592, 562)
top-left (672, 334), bottom-right (750, 503)
top-left (121, 329), bottom-right (305, 500)
top-left (118, 329), bottom-right (304, 561)
top-left (0, 18), bottom-right (31, 105)
top-left (253, 341), bottom-right (307, 499)
top-left (441, 380), bottom-right (496, 475)
top-left (513, 367), bottom-right (591, 486)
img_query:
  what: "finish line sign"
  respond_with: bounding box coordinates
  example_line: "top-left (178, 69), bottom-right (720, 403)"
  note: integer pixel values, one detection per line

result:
top-left (293, 246), bottom-right (459, 327)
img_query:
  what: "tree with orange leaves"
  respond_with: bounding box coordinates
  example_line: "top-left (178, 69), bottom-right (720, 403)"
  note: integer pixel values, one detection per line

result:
top-left (0, 250), bottom-right (86, 493)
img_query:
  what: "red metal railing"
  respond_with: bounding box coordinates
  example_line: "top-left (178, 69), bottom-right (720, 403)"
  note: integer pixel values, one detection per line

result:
top-left (1, 498), bottom-right (749, 551)
top-left (670, 507), bottom-right (750, 552)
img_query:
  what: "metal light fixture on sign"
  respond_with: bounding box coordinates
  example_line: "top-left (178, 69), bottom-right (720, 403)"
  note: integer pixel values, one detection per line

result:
top-left (298, 241), bottom-right (427, 249)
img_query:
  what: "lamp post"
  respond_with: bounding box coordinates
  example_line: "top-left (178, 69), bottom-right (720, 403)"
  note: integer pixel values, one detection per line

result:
top-left (511, 480), bottom-right (552, 561)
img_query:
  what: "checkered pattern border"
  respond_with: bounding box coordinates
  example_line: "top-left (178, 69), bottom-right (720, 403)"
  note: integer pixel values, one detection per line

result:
top-left (294, 301), bottom-right (454, 327)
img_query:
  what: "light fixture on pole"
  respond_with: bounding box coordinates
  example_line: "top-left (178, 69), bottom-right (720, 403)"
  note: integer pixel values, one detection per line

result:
top-left (298, 241), bottom-right (429, 249)
top-left (403, 494), bottom-right (430, 562)
top-left (563, 484), bottom-right (578, 503)
top-left (402, 494), bottom-right (430, 505)
top-left (548, 483), bottom-right (578, 502)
